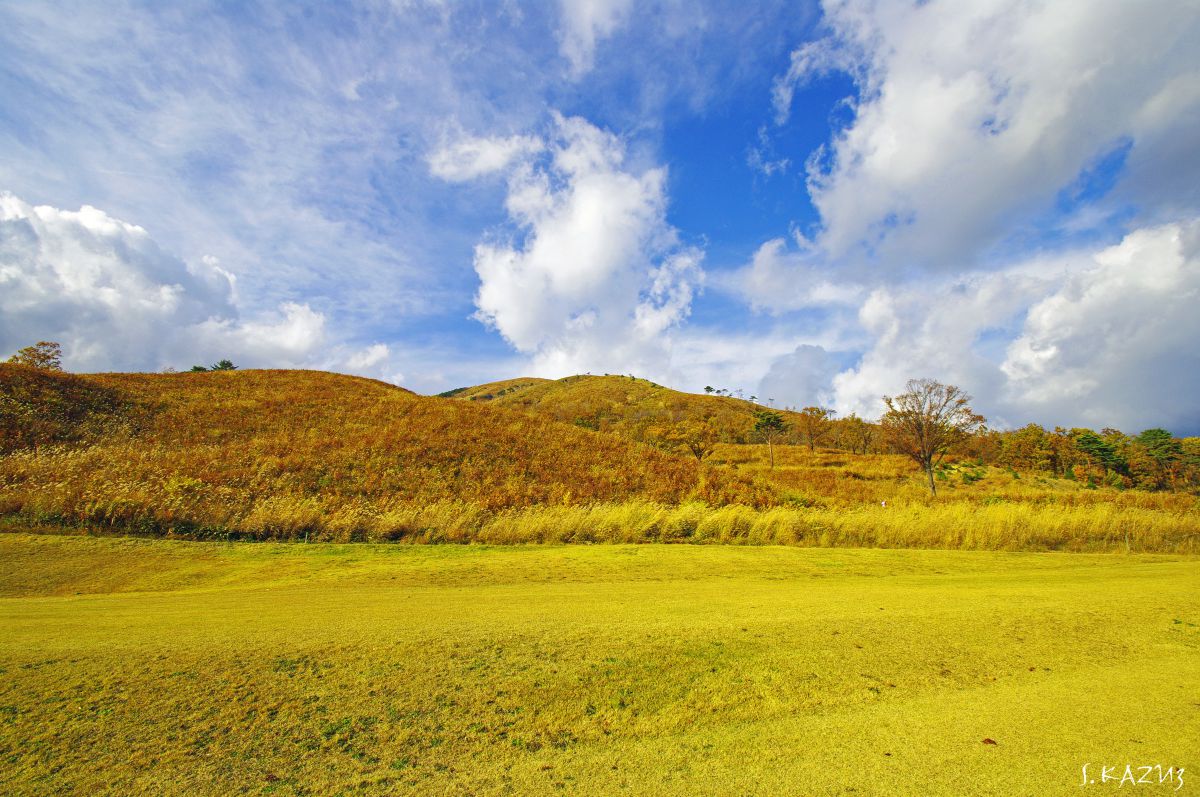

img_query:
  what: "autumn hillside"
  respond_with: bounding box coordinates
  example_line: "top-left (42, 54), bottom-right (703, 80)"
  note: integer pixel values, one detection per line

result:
top-left (0, 366), bottom-right (771, 540)
top-left (442, 374), bottom-right (789, 445)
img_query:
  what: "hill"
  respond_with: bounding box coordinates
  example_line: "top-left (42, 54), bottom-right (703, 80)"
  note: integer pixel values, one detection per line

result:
top-left (443, 373), bottom-right (782, 446)
top-left (437, 376), bottom-right (551, 400)
top-left (3, 366), bottom-right (1196, 552)
top-left (0, 366), bottom-right (772, 540)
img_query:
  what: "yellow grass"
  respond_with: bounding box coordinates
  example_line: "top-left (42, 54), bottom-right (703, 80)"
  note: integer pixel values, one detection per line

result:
top-left (0, 533), bottom-right (1196, 795)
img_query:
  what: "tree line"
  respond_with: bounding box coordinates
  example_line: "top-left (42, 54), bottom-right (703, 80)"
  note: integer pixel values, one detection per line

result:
top-left (648, 378), bottom-right (1198, 495)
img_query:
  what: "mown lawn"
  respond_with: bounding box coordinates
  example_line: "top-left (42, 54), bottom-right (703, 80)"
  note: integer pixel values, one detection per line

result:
top-left (0, 533), bottom-right (1196, 795)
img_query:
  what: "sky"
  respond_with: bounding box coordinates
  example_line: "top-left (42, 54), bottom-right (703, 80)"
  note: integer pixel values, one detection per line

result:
top-left (1, 0), bottom-right (1198, 434)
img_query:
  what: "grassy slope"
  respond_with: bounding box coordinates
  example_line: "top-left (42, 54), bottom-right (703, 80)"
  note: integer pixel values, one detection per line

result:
top-left (441, 377), bottom-right (551, 400)
top-left (446, 373), bottom-right (777, 441)
top-left (0, 368), bottom-right (768, 537)
top-left (3, 366), bottom-right (1197, 551)
top-left (0, 534), bottom-right (1196, 795)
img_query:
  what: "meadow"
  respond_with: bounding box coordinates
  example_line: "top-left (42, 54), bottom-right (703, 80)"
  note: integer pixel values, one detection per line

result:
top-left (1, 533), bottom-right (1196, 795)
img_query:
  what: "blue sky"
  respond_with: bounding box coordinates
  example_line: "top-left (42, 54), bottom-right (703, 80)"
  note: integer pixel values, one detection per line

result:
top-left (2, 0), bottom-right (1199, 433)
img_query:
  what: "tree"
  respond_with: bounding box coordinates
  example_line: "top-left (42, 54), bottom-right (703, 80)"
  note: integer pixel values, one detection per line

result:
top-left (840, 413), bottom-right (875, 454)
top-left (190, 359), bottom-right (236, 372)
top-left (881, 379), bottom-right (985, 496)
top-left (651, 419), bottom-right (721, 462)
top-left (753, 409), bottom-right (788, 468)
top-left (998, 424), bottom-right (1053, 472)
top-left (796, 406), bottom-right (834, 452)
top-left (1072, 429), bottom-right (1127, 475)
top-left (704, 386), bottom-right (714, 394)
top-left (1131, 428), bottom-right (1182, 490)
top-left (7, 341), bottom-right (63, 371)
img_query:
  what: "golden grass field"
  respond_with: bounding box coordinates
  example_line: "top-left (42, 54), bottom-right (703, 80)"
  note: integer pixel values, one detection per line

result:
top-left (1, 533), bottom-right (1196, 795)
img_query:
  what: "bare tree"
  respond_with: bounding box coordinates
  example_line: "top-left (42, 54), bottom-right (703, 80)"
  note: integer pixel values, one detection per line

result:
top-left (881, 379), bottom-right (985, 496)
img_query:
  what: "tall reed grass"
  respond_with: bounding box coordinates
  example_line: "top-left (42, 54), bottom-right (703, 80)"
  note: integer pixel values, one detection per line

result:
top-left (8, 497), bottom-right (1197, 553)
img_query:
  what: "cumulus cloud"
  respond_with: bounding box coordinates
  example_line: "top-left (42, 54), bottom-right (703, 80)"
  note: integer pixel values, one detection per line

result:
top-left (0, 191), bottom-right (402, 378)
top-left (1000, 221), bottom-right (1200, 432)
top-left (772, 0), bottom-right (1200, 271)
top-left (757, 344), bottom-right (844, 410)
top-left (436, 113), bottom-right (703, 380)
top-left (828, 270), bottom-right (1048, 425)
top-left (738, 1), bottom-right (1200, 433)
top-left (558, 0), bottom-right (633, 78)
top-left (820, 222), bottom-right (1200, 434)
top-left (345, 342), bottom-right (390, 371)
top-left (1, 191), bottom-right (232, 370)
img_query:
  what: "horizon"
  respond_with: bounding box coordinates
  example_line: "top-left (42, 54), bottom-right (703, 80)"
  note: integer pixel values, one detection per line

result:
top-left (2, 1), bottom-right (1198, 435)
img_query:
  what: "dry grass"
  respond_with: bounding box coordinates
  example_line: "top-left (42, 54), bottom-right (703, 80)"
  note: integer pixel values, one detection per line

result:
top-left (446, 373), bottom-right (770, 442)
top-left (2, 366), bottom-right (1197, 552)
top-left (0, 367), bottom-right (770, 537)
top-left (1, 534), bottom-right (1196, 795)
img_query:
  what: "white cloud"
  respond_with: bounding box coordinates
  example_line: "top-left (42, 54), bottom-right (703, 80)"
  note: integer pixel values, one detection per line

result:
top-left (558, 0), bottom-right (633, 79)
top-left (730, 237), bottom-right (863, 313)
top-left (747, 125), bottom-right (791, 178)
top-left (2, 191), bottom-right (231, 371)
top-left (441, 113), bottom-right (704, 381)
top-left (757, 344), bottom-right (842, 410)
top-left (828, 270), bottom-right (1045, 425)
top-left (0, 1), bottom-right (539, 335)
top-left (771, 34), bottom-right (859, 125)
top-left (819, 222), bottom-right (1200, 433)
top-left (192, 302), bottom-right (328, 367)
top-left (0, 191), bottom-right (342, 374)
top-left (666, 325), bottom-right (845, 404)
top-left (345, 342), bottom-right (390, 370)
top-left (738, 1), bottom-right (1200, 433)
top-left (774, 0), bottom-right (1200, 271)
top-left (1000, 221), bottom-right (1200, 431)
top-left (428, 133), bottom-right (543, 182)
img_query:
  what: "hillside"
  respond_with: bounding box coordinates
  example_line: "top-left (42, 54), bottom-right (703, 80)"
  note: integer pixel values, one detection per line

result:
top-left (444, 373), bottom-right (785, 445)
top-left (0, 366), bottom-right (772, 540)
top-left (438, 376), bottom-right (551, 400)
top-left (0, 363), bottom-right (142, 450)
top-left (3, 365), bottom-right (1196, 552)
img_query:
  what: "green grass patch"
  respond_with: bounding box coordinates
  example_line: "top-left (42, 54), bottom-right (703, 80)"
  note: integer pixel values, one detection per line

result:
top-left (0, 533), bottom-right (1196, 795)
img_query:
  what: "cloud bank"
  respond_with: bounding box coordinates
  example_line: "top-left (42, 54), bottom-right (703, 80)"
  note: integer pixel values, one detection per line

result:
top-left (741, 0), bottom-right (1200, 433)
top-left (0, 192), bottom-right (399, 380)
top-left (773, 0), bottom-right (1200, 272)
